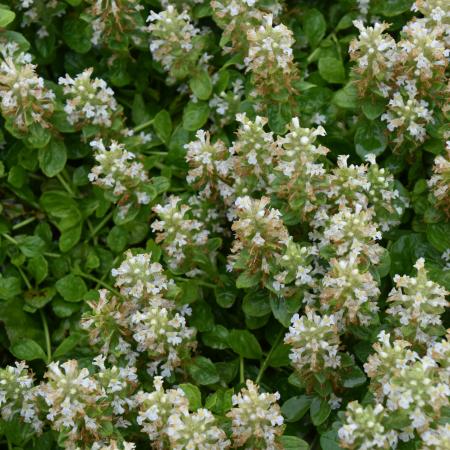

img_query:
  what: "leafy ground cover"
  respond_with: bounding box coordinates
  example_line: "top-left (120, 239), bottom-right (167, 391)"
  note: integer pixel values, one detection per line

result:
top-left (0, 0), bottom-right (449, 449)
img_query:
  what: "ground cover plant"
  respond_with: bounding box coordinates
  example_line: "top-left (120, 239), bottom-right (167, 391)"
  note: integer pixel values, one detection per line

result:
top-left (0, 0), bottom-right (449, 448)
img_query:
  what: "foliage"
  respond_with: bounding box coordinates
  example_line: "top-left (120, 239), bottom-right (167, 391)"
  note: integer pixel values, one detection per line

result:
top-left (0, 0), bottom-right (449, 449)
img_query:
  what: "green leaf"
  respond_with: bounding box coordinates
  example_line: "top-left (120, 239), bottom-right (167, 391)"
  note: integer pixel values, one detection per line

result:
top-left (0, 8), bottom-right (15, 27)
top-left (7, 165), bottom-right (26, 188)
top-left (179, 383), bottom-right (202, 410)
top-left (52, 298), bottom-right (81, 318)
top-left (202, 325), bottom-right (230, 350)
top-left (426, 223), bottom-right (450, 253)
top-left (354, 119), bottom-right (387, 159)
top-left (59, 224), bottom-right (82, 252)
top-left (333, 83), bottom-right (358, 109)
top-left (228, 329), bottom-right (262, 359)
top-left (204, 388), bottom-right (233, 415)
top-left (279, 436), bottom-right (309, 450)
top-left (282, 395), bottom-right (313, 422)
top-left (215, 288), bottom-right (236, 308)
top-left (53, 334), bottom-right (80, 359)
top-left (318, 57), bottom-right (346, 84)
top-left (153, 109), bottom-right (172, 144)
top-left (18, 235), bottom-right (46, 258)
top-left (62, 16), bottom-right (92, 53)
top-left (182, 102), bottom-right (210, 131)
top-left (187, 356), bottom-right (220, 385)
top-left (310, 397), bottom-right (331, 426)
top-left (242, 290), bottom-right (271, 317)
top-left (55, 274), bottom-right (87, 302)
top-left (379, 0), bottom-right (414, 17)
top-left (361, 97), bottom-right (386, 120)
top-left (342, 366), bottom-right (367, 388)
top-left (10, 339), bottom-right (47, 361)
top-left (0, 276), bottom-right (21, 300)
top-left (38, 139), bottom-right (67, 177)
top-left (320, 430), bottom-right (341, 450)
top-left (27, 255), bottom-right (48, 284)
top-left (189, 70), bottom-right (213, 100)
top-left (303, 9), bottom-right (326, 47)
top-left (389, 233), bottom-right (440, 277)
top-left (236, 271), bottom-right (260, 289)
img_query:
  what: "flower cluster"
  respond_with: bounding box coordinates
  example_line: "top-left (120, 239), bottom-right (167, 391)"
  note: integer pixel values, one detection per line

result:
top-left (271, 118), bottom-right (328, 217)
top-left (58, 68), bottom-right (118, 129)
top-left (226, 380), bottom-right (284, 449)
top-left (185, 130), bottom-right (233, 200)
top-left (339, 402), bottom-right (398, 449)
top-left (319, 256), bottom-right (380, 327)
top-left (284, 311), bottom-right (342, 390)
top-left (88, 139), bottom-right (151, 216)
top-left (349, 6), bottom-right (448, 146)
top-left (340, 331), bottom-right (450, 448)
top-left (386, 258), bottom-right (449, 346)
top-left (428, 145), bottom-right (450, 216)
top-left (0, 362), bottom-right (41, 432)
top-left (37, 358), bottom-right (137, 449)
top-left (84, 0), bottom-right (146, 49)
top-left (245, 14), bottom-right (299, 102)
top-left (228, 196), bottom-right (290, 287)
top-left (151, 196), bottom-right (211, 271)
top-left (137, 377), bottom-right (229, 449)
top-left (147, 5), bottom-right (208, 83)
top-left (82, 251), bottom-right (196, 376)
top-left (0, 43), bottom-right (55, 140)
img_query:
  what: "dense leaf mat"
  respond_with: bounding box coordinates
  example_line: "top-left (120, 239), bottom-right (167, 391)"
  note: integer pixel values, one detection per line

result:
top-left (0, 0), bottom-right (449, 449)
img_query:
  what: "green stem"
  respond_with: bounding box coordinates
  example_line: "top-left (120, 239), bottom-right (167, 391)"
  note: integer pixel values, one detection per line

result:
top-left (147, 151), bottom-right (168, 156)
top-left (196, 280), bottom-right (217, 289)
top-left (1, 233), bottom-right (18, 245)
top-left (39, 309), bottom-right (52, 364)
top-left (7, 438), bottom-right (12, 450)
top-left (56, 173), bottom-right (75, 197)
top-left (17, 266), bottom-right (32, 290)
top-left (77, 270), bottom-right (121, 297)
top-left (86, 211), bottom-right (113, 242)
top-left (12, 217), bottom-right (36, 230)
top-left (255, 330), bottom-right (284, 384)
top-left (43, 252), bottom-right (61, 258)
top-left (239, 356), bottom-right (245, 384)
top-left (134, 118), bottom-right (154, 133)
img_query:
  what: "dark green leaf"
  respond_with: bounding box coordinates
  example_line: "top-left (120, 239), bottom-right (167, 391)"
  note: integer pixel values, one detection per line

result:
top-left (182, 102), bottom-right (210, 131)
top-left (187, 356), bottom-right (220, 385)
top-left (228, 329), bottom-right (262, 359)
top-left (189, 70), bottom-right (213, 100)
top-left (38, 139), bottom-right (67, 177)
top-left (282, 395), bottom-right (313, 422)
top-left (318, 57), bottom-right (346, 84)
top-left (55, 274), bottom-right (87, 302)
top-left (10, 339), bottom-right (46, 361)
top-left (354, 119), bottom-right (387, 159)
top-left (310, 397), bottom-right (331, 426)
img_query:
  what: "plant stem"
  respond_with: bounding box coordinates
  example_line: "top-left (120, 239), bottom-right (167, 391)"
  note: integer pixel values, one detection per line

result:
top-left (17, 266), bottom-right (32, 290)
top-left (39, 309), bottom-right (52, 364)
top-left (86, 211), bottom-right (113, 242)
top-left (255, 329), bottom-right (284, 384)
top-left (56, 173), bottom-right (75, 197)
top-left (44, 252), bottom-right (61, 258)
top-left (239, 356), bottom-right (245, 384)
top-left (77, 270), bottom-right (121, 297)
top-left (12, 217), bottom-right (36, 230)
top-left (134, 118), bottom-right (154, 133)
top-left (1, 233), bottom-right (18, 245)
